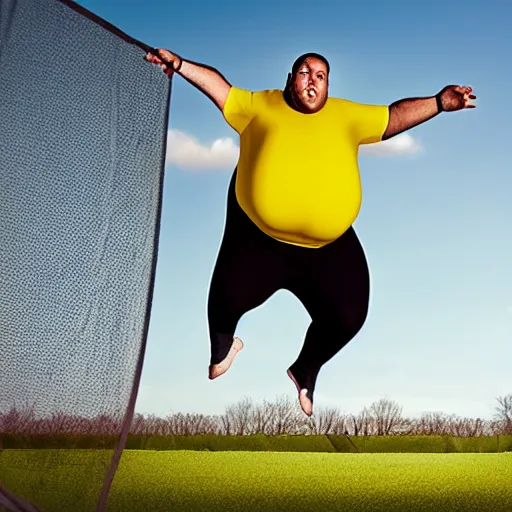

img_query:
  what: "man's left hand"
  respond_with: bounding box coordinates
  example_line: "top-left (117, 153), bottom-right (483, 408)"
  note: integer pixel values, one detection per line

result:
top-left (438, 85), bottom-right (477, 112)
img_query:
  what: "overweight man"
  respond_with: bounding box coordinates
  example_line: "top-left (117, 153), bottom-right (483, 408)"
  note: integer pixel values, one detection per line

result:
top-left (146, 48), bottom-right (476, 416)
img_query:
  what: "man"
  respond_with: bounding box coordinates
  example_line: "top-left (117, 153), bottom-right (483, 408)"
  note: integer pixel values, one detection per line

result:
top-left (146, 49), bottom-right (476, 416)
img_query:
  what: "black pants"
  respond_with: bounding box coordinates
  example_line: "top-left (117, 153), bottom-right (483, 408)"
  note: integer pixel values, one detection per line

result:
top-left (207, 169), bottom-right (370, 401)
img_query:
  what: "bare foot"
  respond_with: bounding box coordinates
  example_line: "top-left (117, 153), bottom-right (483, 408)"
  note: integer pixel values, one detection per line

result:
top-left (287, 369), bottom-right (313, 416)
top-left (208, 337), bottom-right (244, 380)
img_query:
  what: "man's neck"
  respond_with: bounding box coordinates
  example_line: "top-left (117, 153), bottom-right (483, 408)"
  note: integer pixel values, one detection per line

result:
top-left (283, 90), bottom-right (308, 114)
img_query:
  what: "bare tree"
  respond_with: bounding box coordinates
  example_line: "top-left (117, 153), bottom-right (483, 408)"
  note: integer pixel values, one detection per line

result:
top-left (250, 400), bottom-right (273, 435)
top-left (218, 397), bottom-right (307, 435)
top-left (90, 413), bottom-right (122, 435)
top-left (39, 412), bottom-right (84, 435)
top-left (265, 395), bottom-right (304, 435)
top-left (221, 397), bottom-right (254, 435)
top-left (348, 407), bottom-right (373, 436)
top-left (130, 413), bottom-right (147, 435)
top-left (486, 419), bottom-right (506, 436)
top-left (446, 416), bottom-right (485, 437)
top-left (219, 413), bottom-right (232, 435)
top-left (162, 412), bottom-right (219, 435)
top-left (308, 407), bottom-right (347, 435)
top-left (369, 398), bottom-right (404, 436)
top-left (494, 395), bottom-right (512, 434)
top-left (0, 404), bottom-right (37, 434)
top-left (394, 417), bottom-right (416, 435)
top-left (412, 412), bottom-right (451, 436)
top-left (2, 393), bottom-right (509, 439)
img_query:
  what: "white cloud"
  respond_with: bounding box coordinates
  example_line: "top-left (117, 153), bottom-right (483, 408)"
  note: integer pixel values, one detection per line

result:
top-left (360, 133), bottom-right (422, 156)
top-left (166, 130), bottom-right (422, 171)
top-left (166, 129), bottom-right (239, 170)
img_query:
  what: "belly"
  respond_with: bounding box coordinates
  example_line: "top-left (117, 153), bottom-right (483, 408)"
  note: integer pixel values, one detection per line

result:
top-left (237, 164), bottom-right (363, 247)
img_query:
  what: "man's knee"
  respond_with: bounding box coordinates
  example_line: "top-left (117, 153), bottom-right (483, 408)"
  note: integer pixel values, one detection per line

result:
top-left (347, 302), bottom-right (369, 338)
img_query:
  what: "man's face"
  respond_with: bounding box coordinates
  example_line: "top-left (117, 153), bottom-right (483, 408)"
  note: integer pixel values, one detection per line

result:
top-left (289, 57), bottom-right (329, 113)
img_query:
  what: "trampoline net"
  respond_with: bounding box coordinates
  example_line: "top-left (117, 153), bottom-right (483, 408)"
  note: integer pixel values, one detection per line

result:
top-left (0, 0), bottom-right (171, 510)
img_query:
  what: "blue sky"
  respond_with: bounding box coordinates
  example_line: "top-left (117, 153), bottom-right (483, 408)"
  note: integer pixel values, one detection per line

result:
top-left (80, 0), bottom-right (511, 420)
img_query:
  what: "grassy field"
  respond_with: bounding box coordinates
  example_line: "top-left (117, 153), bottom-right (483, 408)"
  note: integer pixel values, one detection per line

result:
top-left (1, 450), bottom-right (511, 511)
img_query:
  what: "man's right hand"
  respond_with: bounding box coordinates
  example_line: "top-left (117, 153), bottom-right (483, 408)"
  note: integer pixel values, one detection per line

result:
top-left (144, 48), bottom-right (232, 112)
top-left (145, 49), bottom-right (180, 78)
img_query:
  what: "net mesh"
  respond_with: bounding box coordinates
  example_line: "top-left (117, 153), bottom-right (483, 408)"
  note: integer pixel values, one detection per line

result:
top-left (0, 0), bottom-right (171, 510)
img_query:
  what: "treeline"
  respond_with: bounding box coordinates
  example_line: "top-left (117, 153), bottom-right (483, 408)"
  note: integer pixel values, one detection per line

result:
top-left (1, 394), bottom-right (511, 438)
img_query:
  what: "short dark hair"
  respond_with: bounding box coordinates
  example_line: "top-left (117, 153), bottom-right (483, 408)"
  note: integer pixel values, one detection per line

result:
top-left (291, 53), bottom-right (330, 76)
top-left (285, 52), bottom-right (330, 91)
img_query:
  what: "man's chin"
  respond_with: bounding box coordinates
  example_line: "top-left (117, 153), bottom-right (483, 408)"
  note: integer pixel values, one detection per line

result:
top-left (290, 92), bottom-right (326, 113)
top-left (300, 99), bottom-right (324, 113)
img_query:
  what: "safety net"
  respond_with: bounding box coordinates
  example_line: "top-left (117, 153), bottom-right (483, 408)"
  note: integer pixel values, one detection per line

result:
top-left (0, 0), bottom-right (171, 510)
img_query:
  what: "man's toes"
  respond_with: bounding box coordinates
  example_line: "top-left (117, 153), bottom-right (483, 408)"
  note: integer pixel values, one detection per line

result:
top-left (287, 369), bottom-right (314, 416)
top-left (299, 389), bottom-right (313, 416)
top-left (208, 365), bottom-right (223, 380)
top-left (232, 337), bottom-right (243, 352)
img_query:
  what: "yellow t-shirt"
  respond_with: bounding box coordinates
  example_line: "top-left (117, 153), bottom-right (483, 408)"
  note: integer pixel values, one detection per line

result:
top-left (222, 86), bottom-right (389, 248)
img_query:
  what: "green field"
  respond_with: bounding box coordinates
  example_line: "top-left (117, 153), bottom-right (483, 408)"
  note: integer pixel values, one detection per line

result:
top-left (1, 450), bottom-right (512, 511)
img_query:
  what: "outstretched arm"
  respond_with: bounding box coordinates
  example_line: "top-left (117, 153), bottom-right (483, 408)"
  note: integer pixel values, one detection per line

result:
top-left (145, 49), bottom-right (232, 111)
top-left (382, 85), bottom-right (476, 140)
